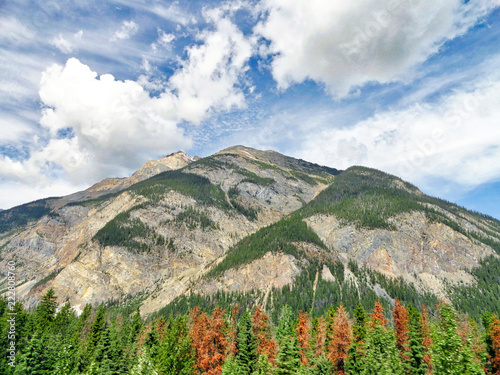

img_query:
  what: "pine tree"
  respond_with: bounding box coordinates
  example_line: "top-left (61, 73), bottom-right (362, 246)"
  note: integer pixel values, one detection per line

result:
top-left (15, 332), bottom-right (53, 374)
top-left (222, 355), bottom-right (240, 375)
top-left (252, 354), bottom-right (274, 375)
top-left (156, 316), bottom-right (195, 375)
top-left (276, 305), bottom-right (295, 345)
top-left (35, 288), bottom-right (58, 331)
top-left (406, 303), bottom-right (428, 375)
top-left (295, 310), bottom-right (311, 366)
top-left (393, 300), bottom-right (411, 366)
top-left (276, 336), bottom-right (302, 375)
top-left (237, 311), bottom-right (258, 374)
top-left (327, 303), bottom-right (352, 375)
top-left (252, 306), bottom-right (277, 364)
top-left (87, 305), bottom-right (106, 359)
top-left (88, 327), bottom-right (115, 375)
top-left (432, 303), bottom-right (483, 375)
top-left (346, 304), bottom-right (367, 375)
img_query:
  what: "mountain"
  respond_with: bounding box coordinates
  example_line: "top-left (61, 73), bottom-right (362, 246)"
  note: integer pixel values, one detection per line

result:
top-left (0, 146), bottom-right (499, 319)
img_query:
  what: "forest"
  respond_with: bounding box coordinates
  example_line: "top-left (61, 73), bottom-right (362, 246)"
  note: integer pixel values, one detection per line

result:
top-left (1, 288), bottom-right (500, 374)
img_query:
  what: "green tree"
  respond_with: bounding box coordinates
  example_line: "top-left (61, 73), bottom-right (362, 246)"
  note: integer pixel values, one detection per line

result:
top-left (157, 317), bottom-right (195, 375)
top-left (86, 305), bottom-right (106, 359)
top-left (238, 311), bottom-right (258, 374)
top-left (276, 336), bottom-right (302, 375)
top-left (432, 304), bottom-right (483, 375)
top-left (35, 288), bottom-right (57, 331)
top-left (406, 303), bottom-right (428, 375)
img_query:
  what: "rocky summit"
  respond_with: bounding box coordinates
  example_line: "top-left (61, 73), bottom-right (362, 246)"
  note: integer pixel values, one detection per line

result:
top-left (0, 146), bottom-right (499, 318)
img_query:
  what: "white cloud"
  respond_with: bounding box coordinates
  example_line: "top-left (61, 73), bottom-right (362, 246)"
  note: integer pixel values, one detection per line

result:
top-left (110, 20), bottom-right (139, 42)
top-left (151, 28), bottom-right (175, 52)
top-left (50, 34), bottom-right (74, 54)
top-left (2, 10), bottom-right (254, 183)
top-left (169, 9), bottom-right (254, 124)
top-left (296, 74), bottom-right (500, 192)
top-left (255, 0), bottom-right (500, 98)
top-left (0, 58), bottom-right (192, 185)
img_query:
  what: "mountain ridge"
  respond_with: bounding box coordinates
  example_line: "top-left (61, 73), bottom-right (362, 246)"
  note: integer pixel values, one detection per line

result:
top-left (0, 146), bottom-right (498, 319)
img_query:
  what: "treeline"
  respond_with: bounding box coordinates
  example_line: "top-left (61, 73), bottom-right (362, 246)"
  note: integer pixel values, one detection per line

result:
top-left (2, 289), bottom-right (500, 374)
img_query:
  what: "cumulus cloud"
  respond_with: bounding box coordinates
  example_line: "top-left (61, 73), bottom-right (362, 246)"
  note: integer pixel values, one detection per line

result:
top-left (255, 0), bottom-right (500, 98)
top-left (0, 58), bottom-right (191, 185)
top-left (296, 75), bottom-right (500, 191)
top-left (110, 20), bottom-right (139, 42)
top-left (1, 8), bottom-right (254, 187)
top-left (169, 8), bottom-right (254, 124)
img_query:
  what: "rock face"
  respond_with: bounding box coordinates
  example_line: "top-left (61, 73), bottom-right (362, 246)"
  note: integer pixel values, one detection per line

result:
top-left (0, 146), bottom-right (499, 316)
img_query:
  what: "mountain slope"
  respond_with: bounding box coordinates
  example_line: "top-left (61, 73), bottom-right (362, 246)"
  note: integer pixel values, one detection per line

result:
top-left (0, 146), bottom-right (338, 314)
top-left (0, 147), bottom-right (499, 319)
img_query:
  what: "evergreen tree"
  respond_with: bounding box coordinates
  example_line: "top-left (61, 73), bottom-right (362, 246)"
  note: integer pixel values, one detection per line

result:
top-left (346, 304), bottom-right (367, 375)
top-left (276, 336), bottom-right (302, 375)
top-left (15, 332), bottom-right (54, 375)
top-left (309, 354), bottom-right (334, 375)
top-left (276, 304), bottom-right (295, 345)
top-left (87, 305), bottom-right (106, 359)
top-left (88, 327), bottom-right (115, 375)
top-left (157, 316), bottom-right (195, 375)
top-left (35, 288), bottom-right (57, 331)
top-left (252, 354), bottom-right (274, 375)
top-left (354, 301), bottom-right (403, 375)
top-left (237, 311), bottom-right (258, 374)
top-left (295, 310), bottom-right (311, 366)
top-left (406, 303), bottom-right (428, 375)
top-left (327, 304), bottom-right (352, 375)
top-left (222, 355), bottom-right (240, 375)
top-left (432, 304), bottom-right (483, 375)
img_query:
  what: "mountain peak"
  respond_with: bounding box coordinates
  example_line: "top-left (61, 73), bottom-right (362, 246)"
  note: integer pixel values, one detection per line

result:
top-left (131, 151), bottom-right (198, 180)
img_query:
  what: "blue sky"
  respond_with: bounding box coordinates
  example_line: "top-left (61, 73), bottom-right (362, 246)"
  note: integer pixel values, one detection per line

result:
top-left (1, 0), bottom-right (500, 219)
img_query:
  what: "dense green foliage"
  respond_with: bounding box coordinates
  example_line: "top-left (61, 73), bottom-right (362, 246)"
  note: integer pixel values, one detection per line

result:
top-left (128, 169), bottom-right (229, 208)
top-left (449, 255), bottom-right (500, 317)
top-left (93, 206), bottom-right (171, 252)
top-left (1, 289), bottom-right (497, 374)
top-left (207, 214), bottom-right (326, 278)
top-left (0, 198), bottom-right (57, 234)
top-left (173, 206), bottom-right (219, 230)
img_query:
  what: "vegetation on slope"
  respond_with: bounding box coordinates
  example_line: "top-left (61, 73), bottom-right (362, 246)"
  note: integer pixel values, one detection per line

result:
top-left (207, 214), bottom-right (326, 278)
top-left (0, 198), bottom-right (57, 234)
top-left (298, 166), bottom-right (500, 253)
top-left (93, 205), bottom-right (173, 253)
top-left (127, 169), bottom-right (229, 208)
